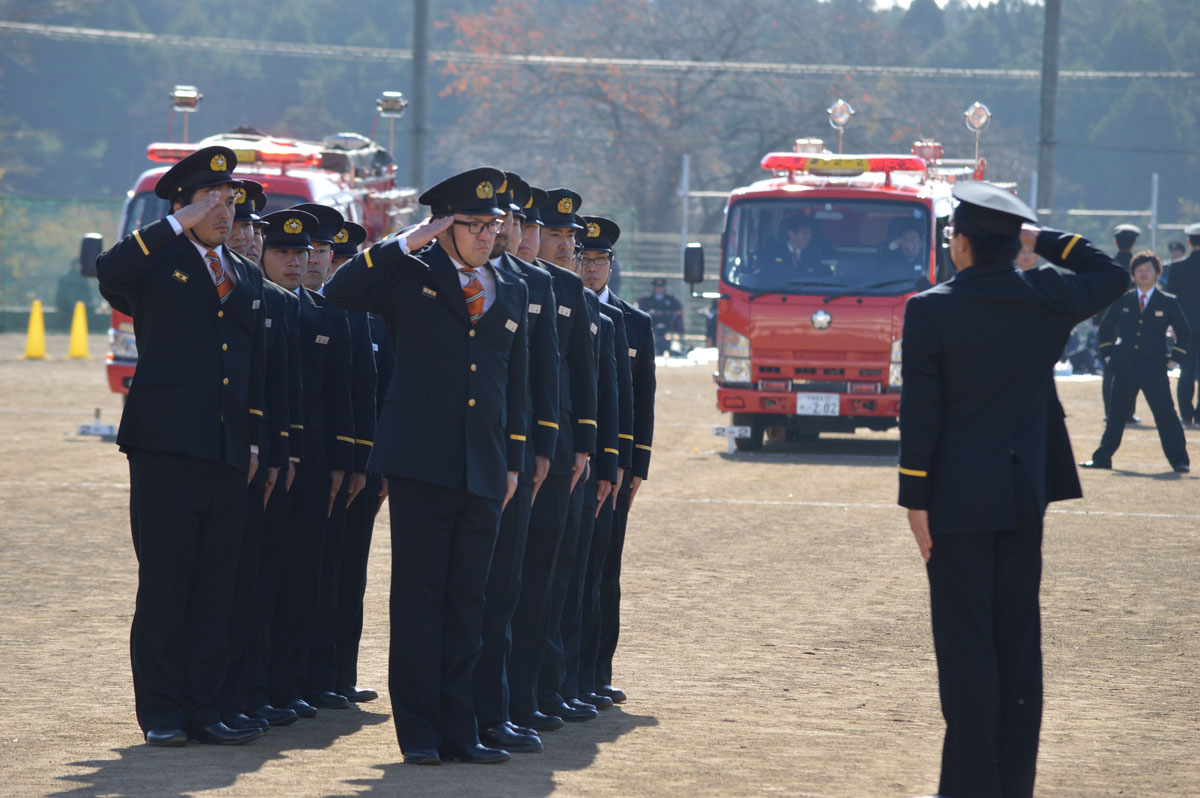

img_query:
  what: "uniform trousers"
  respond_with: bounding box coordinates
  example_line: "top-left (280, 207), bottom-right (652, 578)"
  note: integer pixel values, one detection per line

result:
top-left (1094, 369), bottom-right (1189, 467)
top-left (474, 480), bottom-right (533, 728)
top-left (1102, 362), bottom-right (1137, 421)
top-left (269, 460), bottom-right (330, 705)
top-left (335, 473), bottom-right (383, 691)
top-left (507, 472), bottom-right (571, 721)
top-left (596, 486), bottom-right (633, 688)
top-left (1176, 329), bottom-right (1200, 422)
top-left (127, 449), bottom-right (246, 733)
top-left (244, 475), bottom-right (290, 711)
top-left (387, 477), bottom-right (500, 752)
top-left (926, 466), bottom-right (1043, 798)
top-left (307, 479), bottom-right (351, 694)
top-left (216, 478), bottom-right (267, 718)
top-left (539, 469), bottom-right (589, 707)
top-left (578, 479), bottom-right (617, 696)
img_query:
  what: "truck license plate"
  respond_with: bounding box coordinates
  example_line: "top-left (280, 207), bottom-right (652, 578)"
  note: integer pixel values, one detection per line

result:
top-left (795, 392), bottom-right (840, 416)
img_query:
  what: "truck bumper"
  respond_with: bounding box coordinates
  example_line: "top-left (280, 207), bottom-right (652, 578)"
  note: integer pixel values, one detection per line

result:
top-left (717, 386), bottom-right (899, 430)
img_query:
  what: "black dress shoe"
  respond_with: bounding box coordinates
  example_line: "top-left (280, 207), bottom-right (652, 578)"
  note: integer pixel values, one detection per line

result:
top-left (284, 698), bottom-right (318, 718)
top-left (542, 700), bottom-right (597, 721)
top-left (596, 684), bottom-right (627, 703)
top-left (514, 711), bottom-right (564, 732)
top-left (1080, 460), bottom-right (1112, 469)
top-left (505, 720), bottom-right (539, 737)
top-left (306, 690), bottom-right (349, 709)
top-left (480, 723), bottom-right (544, 753)
top-left (144, 728), bottom-right (187, 747)
top-left (402, 747), bottom-right (442, 765)
top-left (223, 713), bottom-right (270, 732)
top-left (440, 743), bottom-right (511, 764)
top-left (1174, 463), bottom-right (1190, 473)
top-left (188, 721), bottom-right (263, 745)
top-left (249, 705), bottom-right (299, 727)
top-left (579, 692), bottom-right (614, 710)
top-left (337, 685), bottom-right (379, 703)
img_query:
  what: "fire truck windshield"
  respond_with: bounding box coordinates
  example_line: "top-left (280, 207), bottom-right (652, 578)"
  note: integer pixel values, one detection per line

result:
top-left (722, 198), bottom-right (933, 296)
top-left (120, 190), bottom-right (308, 237)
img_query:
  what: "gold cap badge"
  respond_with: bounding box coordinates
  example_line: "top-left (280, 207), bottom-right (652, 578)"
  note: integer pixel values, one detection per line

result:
top-left (334, 228), bottom-right (349, 244)
top-left (524, 195), bottom-right (533, 209)
top-left (210, 154), bottom-right (227, 172)
top-left (587, 222), bottom-right (601, 238)
top-left (233, 187), bottom-right (247, 205)
top-left (557, 197), bottom-right (573, 214)
top-left (284, 218), bottom-right (303, 234)
top-left (476, 181), bottom-right (494, 200)
top-left (497, 179), bottom-right (508, 194)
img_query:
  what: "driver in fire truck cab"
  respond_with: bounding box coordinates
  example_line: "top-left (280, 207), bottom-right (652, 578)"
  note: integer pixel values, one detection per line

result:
top-left (760, 213), bottom-right (837, 279)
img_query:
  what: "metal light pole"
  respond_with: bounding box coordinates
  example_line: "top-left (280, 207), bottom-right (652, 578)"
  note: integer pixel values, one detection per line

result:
top-left (1036, 0), bottom-right (1062, 214)
top-left (412, 0), bottom-right (430, 189)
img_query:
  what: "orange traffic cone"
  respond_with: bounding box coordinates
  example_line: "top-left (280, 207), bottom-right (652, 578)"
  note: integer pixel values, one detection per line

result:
top-left (21, 300), bottom-right (48, 360)
top-left (67, 301), bottom-right (92, 359)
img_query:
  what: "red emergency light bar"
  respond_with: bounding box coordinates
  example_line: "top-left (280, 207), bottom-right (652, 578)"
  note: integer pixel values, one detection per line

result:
top-left (146, 141), bottom-right (323, 168)
top-left (760, 152), bottom-right (928, 176)
top-left (146, 143), bottom-right (200, 163)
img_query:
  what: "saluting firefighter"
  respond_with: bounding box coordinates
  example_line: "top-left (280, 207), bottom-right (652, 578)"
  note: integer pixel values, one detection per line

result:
top-left (898, 183), bottom-right (1127, 798)
top-left (324, 167), bottom-right (530, 765)
top-left (216, 181), bottom-right (301, 731)
top-left (1082, 251), bottom-right (1191, 472)
top-left (96, 146), bottom-right (268, 747)
top-left (473, 173), bottom-right (561, 754)
top-left (577, 215), bottom-right (655, 706)
top-left (508, 187), bottom-right (598, 732)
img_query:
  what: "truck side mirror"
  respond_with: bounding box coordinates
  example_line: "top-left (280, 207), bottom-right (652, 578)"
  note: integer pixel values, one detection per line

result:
top-left (683, 242), bottom-right (705, 284)
top-left (80, 233), bottom-right (103, 278)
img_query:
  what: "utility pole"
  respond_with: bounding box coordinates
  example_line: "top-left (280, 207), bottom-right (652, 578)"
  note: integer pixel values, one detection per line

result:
top-left (1036, 0), bottom-right (1062, 215)
top-left (411, 0), bottom-right (430, 189)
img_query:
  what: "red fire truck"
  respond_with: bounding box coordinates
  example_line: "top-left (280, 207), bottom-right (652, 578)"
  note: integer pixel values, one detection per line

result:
top-left (685, 129), bottom-right (990, 450)
top-left (90, 128), bottom-right (415, 397)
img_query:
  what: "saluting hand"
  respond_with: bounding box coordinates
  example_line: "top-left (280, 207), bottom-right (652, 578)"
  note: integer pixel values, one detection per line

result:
top-left (907, 509), bottom-right (933, 563)
top-left (172, 187), bottom-right (223, 230)
top-left (328, 469), bottom-right (345, 517)
top-left (1018, 224), bottom-right (1041, 250)
top-left (345, 471), bottom-right (367, 507)
top-left (502, 471), bottom-right (519, 511)
top-left (530, 455), bottom-right (551, 505)
top-left (403, 215), bottom-right (455, 252)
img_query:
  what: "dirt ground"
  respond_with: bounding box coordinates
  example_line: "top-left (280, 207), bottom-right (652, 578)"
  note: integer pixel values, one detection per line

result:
top-left (0, 332), bottom-right (1196, 797)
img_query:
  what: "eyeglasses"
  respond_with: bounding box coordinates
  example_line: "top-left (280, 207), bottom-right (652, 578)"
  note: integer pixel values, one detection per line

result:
top-left (941, 225), bottom-right (956, 241)
top-left (453, 219), bottom-right (504, 235)
top-left (581, 254), bottom-right (612, 267)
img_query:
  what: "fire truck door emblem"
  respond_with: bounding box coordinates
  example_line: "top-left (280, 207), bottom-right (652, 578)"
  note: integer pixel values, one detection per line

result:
top-left (811, 309), bottom-right (832, 329)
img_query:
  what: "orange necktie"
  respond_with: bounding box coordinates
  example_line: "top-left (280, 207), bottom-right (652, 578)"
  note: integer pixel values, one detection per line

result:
top-left (206, 249), bottom-right (232, 303)
top-left (460, 265), bottom-right (485, 324)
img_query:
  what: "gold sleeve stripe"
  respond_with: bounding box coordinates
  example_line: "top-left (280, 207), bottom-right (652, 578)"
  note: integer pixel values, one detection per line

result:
top-left (1175, 346), bottom-right (1188, 354)
top-left (1060, 234), bottom-right (1080, 259)
top-left (618, 433), bottom-right (634, 440)
top-left (355, 439), bottom-right (373, 446)
top-left (280, 430), bottom-right (289, 437)
top-left (510, 434), bottom-right (527, 442)
top-left (578, 419), bottom-right (598, 427)
top-left (336, 435), bottom-right (355, 443)
top-left (133, 229), bottom-right (149, 256)
top-left (249, 408), bottom-right (264, 416)
top-left (289, 456), bottom-right (301, 463)
top-left (537, 420), bottom-right (560, 429)
top-left (365, 248), bottom-right (375, 269)
top-left (898, 466), bottom-right (928, 477)
top-left (290, 423), bottom-right (304, 429)
top-left (635, 444), bottom-right (652, 452)
top-left (604, 447), bottom-right (619, 455)
top-left (1098, 341), bottom-right (1112, 348)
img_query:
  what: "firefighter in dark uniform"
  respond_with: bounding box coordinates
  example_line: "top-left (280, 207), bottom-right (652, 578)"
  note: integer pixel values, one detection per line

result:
top-left (323, 167), bottom-right (530, 765)
top-left (328, 220), bottom-right (385, 704)
top-left (215, 182), bottom-right (300, 730)
top-left (508, 188), bottom-right (598, 732)
top-left (1083, 251), bottom-right (1191, 472)
top-left (567, 215), bottom-right (633, 711)
top-left (474, 173), bottom-right (560, 754)
top-left (1167, 222), bottom-right (1200, 424)
top-left (96, 146), bottom-right (268, 746)
top-left (580, 217), bottom-right (655, 706)
top-left (1101, 224), bottom-right (1141, 423)
top-left (639, 278), bottom-right (683, 355)
top-left (242, 197), bottom-right (306, 726)
top-left (264, 208), bottom-right (356, 720)
top-left (294, 204), bottom-right (376, 709)
top-left (898, 182), bottom-right (1128, 798)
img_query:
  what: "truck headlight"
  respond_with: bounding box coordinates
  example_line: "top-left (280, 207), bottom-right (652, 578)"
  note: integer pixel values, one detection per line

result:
top-left (722, 357), bottom-right (751, 385)
top-left (108, 328), bottom-right (138, 360)
top-left (888, 338), bottom-right (902, 387)
top-left (717, 322), bottom-right (751, 386)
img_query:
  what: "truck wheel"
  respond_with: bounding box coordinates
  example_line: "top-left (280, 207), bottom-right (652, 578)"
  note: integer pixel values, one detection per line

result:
top-left (732, 413), bottom-right (764, 451)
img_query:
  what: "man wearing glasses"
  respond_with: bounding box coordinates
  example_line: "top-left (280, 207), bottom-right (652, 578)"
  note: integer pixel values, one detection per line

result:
top-left (324, 167), bottom-right (529, 765)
